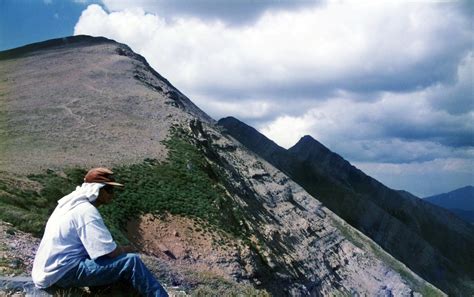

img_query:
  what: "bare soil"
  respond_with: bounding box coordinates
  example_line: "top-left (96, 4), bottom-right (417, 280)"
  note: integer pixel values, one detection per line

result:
top-left (127, 213), bottom-right (257, 282)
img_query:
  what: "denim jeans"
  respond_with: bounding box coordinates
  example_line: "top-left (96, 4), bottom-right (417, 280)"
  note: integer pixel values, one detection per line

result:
top-left (55, 253), bottom-right (168, 297)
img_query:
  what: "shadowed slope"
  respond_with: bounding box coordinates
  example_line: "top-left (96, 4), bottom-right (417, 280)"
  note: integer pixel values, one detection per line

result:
top-left (218, 116), bottom-right (474, 296)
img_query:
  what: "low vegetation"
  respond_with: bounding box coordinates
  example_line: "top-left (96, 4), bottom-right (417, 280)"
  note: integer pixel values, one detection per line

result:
top-left (0, 168), bottom-right (84, 236)
top-left (0, 128), bottom-right (248, 243)
top-left (0, 127), bottom-right (269, 295)
top-left (103, 129), bottom-right (248, 244)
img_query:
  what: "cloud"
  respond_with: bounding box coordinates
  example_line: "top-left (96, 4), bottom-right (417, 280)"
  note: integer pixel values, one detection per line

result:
top-left (427, 52), bottom-right (474, 116)
top-left (75, 2), bottom-right (471, 103)
top-left (74, 2), bottom-right (473, 194)
top-left (101, 0), bottom-right (322, 25)
top-left (257, 82), bottom-right (473, 162)
top-left (192, 94), bottom-right (274, 120)
top-left (354, 158), bottom-right (474, 197)
top-left (75, 3), bottom-right (473, 154)
top-left (259, 114), bottom-right (316, 149)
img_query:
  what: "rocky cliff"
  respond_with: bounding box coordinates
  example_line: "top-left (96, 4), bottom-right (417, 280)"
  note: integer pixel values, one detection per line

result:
top-left (218, 116), bottom-right (474, 296)
top-left (0, 36), bottom-right (444, 296)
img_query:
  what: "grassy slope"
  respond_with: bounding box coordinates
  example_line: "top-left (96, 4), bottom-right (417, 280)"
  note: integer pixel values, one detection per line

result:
top-left (0, 128), bottom-right (267, 295)
top-left (0, 128), bottom-right (246, 241)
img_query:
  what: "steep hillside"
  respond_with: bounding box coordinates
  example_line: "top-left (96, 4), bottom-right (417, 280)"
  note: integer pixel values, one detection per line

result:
top-left (0, 36), bottom-right (444, 296)
top-left (218, 116), bottom-right (474, 296)
top-left (0, 35), bottom-right (211, 174)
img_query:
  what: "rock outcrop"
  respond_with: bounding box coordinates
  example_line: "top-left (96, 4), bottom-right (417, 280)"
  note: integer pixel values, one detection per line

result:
top-left (185, 119), bottom-right (442, 296)
top-left (218, 116), bottom-right (474, 296)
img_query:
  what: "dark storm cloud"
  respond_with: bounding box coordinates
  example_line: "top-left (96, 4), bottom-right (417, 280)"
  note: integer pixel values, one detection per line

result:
top-left (428, 54), bottom-right (473, 116)
top-left (156, 0), bottom-right (323, 24)
top-left (383, 121), bottom-right (474, 148)
top-left (191, 39), bottom-right (470, 106)
top-left (103, 0), bottom-right (324, 25)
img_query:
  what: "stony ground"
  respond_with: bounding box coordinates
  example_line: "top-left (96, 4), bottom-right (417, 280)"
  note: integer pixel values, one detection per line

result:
top-left (0, 221), bottom-right (39, 277)
top-left (0, 219), bottom-right (266, 297)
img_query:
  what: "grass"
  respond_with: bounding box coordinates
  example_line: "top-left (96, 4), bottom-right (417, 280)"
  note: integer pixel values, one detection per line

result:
top-left (0, 126), bottom-right (264, 295)
top-left (0, 127), bottom-right (249, 245)
top-left (0, 168), bottom-right (84, 236)
top-left (175, 269), bottom-right (270, 297)
top-left (101, 128), bottom-right (249, 244)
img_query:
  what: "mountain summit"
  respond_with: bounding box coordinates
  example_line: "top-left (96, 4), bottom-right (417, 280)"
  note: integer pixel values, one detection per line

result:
top-left (291, 135), bottom-right (327, 152)
top-left (0, 35), bottom-right (211, 174)
top-left (0, 36), bottom-right (446, 296)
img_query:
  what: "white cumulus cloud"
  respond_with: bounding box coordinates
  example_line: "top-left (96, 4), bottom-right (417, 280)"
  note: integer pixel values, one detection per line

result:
top-left (74, 2), bottom-right (470, 103)
top-left (74, 1), bottom-right (473, 196)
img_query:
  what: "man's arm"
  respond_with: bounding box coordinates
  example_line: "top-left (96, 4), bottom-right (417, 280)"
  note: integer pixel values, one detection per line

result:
top-left (106, 245), bottom-right (137, 258)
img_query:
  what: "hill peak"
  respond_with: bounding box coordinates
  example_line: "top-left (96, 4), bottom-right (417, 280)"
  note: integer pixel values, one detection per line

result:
top-left (0, 35), bottom-right (211, 174)
top-left (289, 134), bottom-right (332, 158)
top-left (0, 35), bottom-right (118, 60)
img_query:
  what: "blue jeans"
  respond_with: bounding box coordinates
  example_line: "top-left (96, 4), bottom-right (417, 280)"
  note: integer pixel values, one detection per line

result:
top-left (55, 253), bottom-right (168, 297)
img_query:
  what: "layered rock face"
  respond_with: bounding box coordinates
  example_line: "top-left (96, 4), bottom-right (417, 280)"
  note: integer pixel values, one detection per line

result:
top-left (218, 116), bottom-right (474, 296)
top-left (0, 36), bottom-right (445, 296)
top-left (186, 119), bottom-right (443, 296)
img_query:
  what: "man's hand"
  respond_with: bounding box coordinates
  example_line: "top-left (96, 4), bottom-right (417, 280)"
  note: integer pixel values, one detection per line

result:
top-left (122, 245), bottom-right (137, 253)
top-left (106, 245), bottom-right (138, 258)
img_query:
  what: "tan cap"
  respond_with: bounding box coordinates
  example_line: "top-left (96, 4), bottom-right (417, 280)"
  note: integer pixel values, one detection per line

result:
top-left (84, 167), bottom-right (124, 187)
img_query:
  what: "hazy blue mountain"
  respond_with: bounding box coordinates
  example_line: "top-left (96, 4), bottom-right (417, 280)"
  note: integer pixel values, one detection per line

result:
top-left (424, 186), bottom-right (474, 223)
top-left (424, 186), bottom-right (474, 210)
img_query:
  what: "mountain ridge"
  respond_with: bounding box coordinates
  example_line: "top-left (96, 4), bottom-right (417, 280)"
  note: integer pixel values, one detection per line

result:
top-left (218, 116), bottom-right (474, 296)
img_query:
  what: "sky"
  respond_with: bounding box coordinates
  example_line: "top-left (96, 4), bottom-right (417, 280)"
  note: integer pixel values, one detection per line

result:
top-left (1, 0), bottom-right (473, 197)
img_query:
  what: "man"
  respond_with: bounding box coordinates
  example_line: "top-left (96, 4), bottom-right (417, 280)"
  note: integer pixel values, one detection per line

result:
top-left (32, 167), bottom-right (168, 297)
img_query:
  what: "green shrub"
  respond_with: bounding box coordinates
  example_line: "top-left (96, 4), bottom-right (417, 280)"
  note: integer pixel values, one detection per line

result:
top-left (102, 130), bottom-right (248, 244)
top-left (0, 128), bottom-right (248, 244)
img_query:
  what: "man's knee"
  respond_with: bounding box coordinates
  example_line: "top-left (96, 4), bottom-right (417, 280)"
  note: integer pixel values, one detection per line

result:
top-left (122, 253), bottom-right (145, 270)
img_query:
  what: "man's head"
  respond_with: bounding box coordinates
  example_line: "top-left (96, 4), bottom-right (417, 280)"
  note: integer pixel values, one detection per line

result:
top-left (84, 167), bottom-right (124, 206)
top-left (84, 167), bottom-right (124, 187)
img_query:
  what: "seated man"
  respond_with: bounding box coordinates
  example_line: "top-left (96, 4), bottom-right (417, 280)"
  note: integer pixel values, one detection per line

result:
top-left (32, 167), bottom-right (168, 297)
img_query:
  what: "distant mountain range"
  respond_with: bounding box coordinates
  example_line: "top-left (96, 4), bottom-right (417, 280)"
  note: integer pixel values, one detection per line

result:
top-left (219, 116), bottom-right (474, 296)
top-left (424, 186), bottom-right (474, 224)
